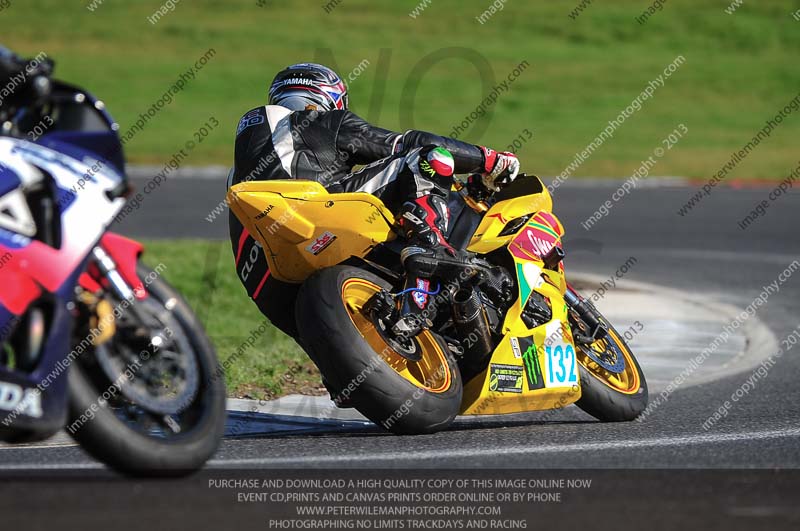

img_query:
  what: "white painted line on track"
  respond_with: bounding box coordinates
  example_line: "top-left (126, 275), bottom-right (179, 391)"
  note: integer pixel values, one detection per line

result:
top-left (204, 427), bottom-right (800, 467)
top-left (1, 428), bottom-right (797, 470)
top-left (0, 462), bottom-right (102, 470)
top-left (0, 442), bottom-right (77, 451)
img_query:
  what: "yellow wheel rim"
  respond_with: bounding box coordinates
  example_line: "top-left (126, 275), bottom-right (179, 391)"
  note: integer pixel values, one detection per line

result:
top-left (576, 328), bottom-right (641, 395)
top-left (341, 278), bottom-right (451, 393)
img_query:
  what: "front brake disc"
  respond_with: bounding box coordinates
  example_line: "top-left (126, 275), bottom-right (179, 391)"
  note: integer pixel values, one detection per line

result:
top-left (93, 297), bottom-right (199, 415)
top-left (580, 338), bottom-right (626, 374)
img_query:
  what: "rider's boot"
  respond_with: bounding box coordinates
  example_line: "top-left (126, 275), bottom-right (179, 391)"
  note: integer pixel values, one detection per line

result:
top-left (393, 193), bottom-right (452, 336)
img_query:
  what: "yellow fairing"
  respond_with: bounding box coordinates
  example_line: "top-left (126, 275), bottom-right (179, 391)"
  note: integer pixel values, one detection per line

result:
top-left (227, 180), bottom-right (396, 283)
top-left (459, 280), bottom-right (583, 415)
top-left (460, 189), bottom-right (580, 415)
top-left (466, 183), bottom-right (553, 254)
top-left (460, 310), bottom-right (582, 415)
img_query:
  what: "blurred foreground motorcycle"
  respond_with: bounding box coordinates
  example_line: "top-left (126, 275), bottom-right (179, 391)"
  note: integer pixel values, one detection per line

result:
top-left (0, 49), bottom-right (226, 475)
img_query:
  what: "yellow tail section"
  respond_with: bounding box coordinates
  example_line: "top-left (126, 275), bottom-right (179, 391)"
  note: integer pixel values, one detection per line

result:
top-left (227, 180), bottom-right (397, 283)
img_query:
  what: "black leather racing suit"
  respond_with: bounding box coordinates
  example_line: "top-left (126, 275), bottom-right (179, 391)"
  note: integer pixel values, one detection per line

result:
top-left (228, 105), bottom-right (489, 339)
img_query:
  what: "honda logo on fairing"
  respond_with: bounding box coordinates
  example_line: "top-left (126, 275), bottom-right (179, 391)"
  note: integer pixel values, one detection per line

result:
top-left (0, 381), bottom-right (43, 419)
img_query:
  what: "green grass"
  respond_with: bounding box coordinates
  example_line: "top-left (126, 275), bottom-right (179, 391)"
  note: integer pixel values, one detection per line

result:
top-left (140, 239), bottom-right (320, 399)
top-left (3, 0), bottom-right (799, 179)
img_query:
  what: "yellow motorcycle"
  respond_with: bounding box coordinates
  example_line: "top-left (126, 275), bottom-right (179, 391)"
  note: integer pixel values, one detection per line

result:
top-left (227, 174), bottom-right (647, 434)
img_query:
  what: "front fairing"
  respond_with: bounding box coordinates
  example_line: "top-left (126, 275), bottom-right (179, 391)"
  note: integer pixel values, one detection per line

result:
top-left (460, 187), bottom-right (580, 416)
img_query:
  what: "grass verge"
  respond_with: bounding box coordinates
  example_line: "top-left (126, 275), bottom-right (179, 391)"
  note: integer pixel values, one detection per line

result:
top-left (3, 0), bottom-right (799, 179)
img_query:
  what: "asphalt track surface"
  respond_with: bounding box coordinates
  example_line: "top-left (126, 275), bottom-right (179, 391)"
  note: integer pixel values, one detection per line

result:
top-left (2, 175), bottom-right (799, 528)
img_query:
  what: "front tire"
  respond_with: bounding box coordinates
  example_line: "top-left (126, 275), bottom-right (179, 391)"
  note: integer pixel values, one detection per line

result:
top-left (67, 264), bottom-right (226, 476)
top-left (575, 322), bottom-right (648, 422)
top-left (296, 266), bottom-right (462, 435)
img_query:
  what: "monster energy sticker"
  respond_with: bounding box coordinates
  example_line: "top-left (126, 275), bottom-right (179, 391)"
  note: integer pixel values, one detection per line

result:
top-left (519, 336), bottom-right (545, 390)
top-left (488, 364), bottom-right (524, 394)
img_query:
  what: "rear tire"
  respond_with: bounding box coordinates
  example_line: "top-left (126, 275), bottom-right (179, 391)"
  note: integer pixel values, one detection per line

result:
top-left (67, 264), bottom-right (226, 476)
top-left (296, 266), bottom-right (462, 435)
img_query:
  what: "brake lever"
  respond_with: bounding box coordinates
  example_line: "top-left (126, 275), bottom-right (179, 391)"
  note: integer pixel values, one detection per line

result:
top-left (465, 174), bottom-right (494, 202)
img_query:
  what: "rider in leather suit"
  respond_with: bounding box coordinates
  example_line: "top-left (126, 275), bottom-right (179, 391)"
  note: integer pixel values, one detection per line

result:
top-left (228, 63), bottom-right (520, 340)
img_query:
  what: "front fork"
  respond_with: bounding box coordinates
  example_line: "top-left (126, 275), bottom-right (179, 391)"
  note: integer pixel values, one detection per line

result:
top-left (565, 286), bottom-right (608, 344)
top-left (91, 246), bottom-right (137, 303)
top-left (79, 233), bottom-right (147, 319)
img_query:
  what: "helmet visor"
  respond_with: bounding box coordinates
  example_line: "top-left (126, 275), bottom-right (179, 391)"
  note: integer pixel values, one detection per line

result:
top-left (275, 95), bottom-right (318, 111)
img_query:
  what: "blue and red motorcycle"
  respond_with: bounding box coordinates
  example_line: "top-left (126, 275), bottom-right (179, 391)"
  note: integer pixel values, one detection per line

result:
top-left (0, 50), bottom-right (226, 475)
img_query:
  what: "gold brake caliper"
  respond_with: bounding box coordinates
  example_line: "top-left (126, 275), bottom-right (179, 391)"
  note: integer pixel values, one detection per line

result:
top-left (77, 291), bottom-right (116, 347)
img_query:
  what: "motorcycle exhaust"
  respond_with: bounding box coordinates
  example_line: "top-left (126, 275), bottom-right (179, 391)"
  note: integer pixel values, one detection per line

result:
top-left (452, 288), bottom-right (494, 360)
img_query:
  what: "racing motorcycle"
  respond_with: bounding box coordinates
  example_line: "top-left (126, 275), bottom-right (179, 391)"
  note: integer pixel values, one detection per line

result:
top-left (0, 53), bottom-right (225, 473)
top-left (228, 171), bottom-right (648, 434)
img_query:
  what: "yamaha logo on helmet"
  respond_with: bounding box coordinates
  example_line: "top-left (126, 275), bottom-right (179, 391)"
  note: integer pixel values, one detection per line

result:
top-left (274, 77), bottom-right (315, 88)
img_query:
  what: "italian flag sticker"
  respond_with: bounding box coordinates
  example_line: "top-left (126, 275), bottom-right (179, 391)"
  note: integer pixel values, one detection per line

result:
top-left (428, 147), bottom-right (455, 177)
